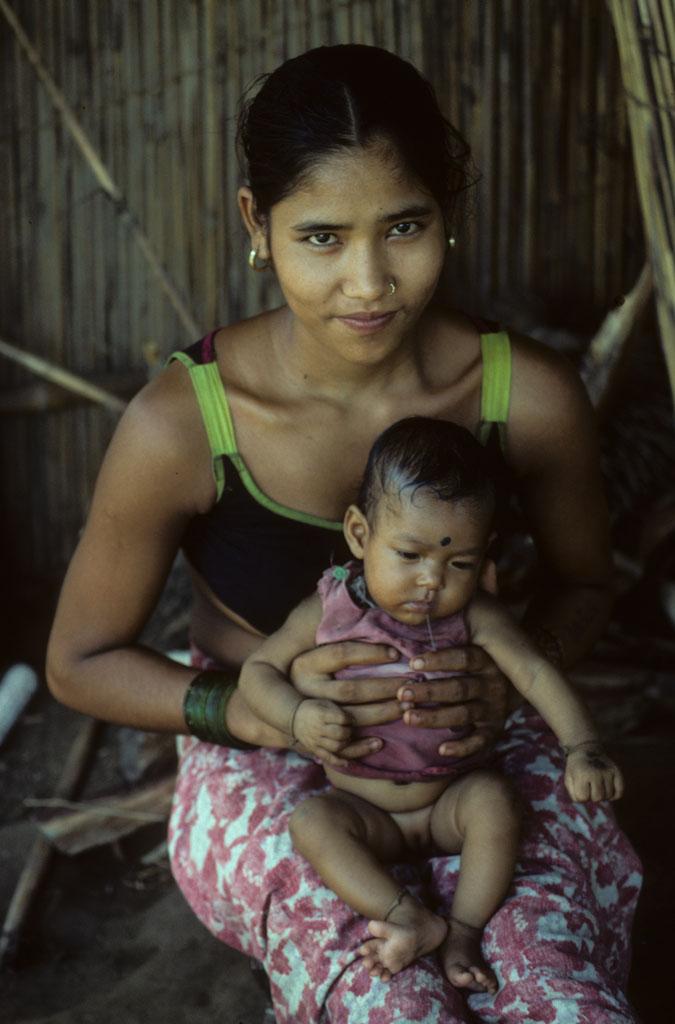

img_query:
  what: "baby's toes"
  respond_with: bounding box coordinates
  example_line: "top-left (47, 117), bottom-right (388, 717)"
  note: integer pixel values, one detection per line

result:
top-left (473, 966), bottom-right (498, 994)
top-left (358, 939), bottom-right (383, 972)
top-left (446, 961), bottom-right (476, 987)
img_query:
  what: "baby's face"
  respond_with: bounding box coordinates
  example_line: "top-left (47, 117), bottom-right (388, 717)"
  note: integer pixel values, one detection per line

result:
top-left (360, 494), bottom-right (492, 625)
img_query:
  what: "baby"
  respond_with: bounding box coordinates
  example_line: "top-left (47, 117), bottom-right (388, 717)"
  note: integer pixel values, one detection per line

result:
top-left (239, 417), bottom-right (623, 994)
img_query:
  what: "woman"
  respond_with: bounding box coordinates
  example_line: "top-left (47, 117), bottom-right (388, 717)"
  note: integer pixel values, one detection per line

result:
top-left (47, 45), bottom-right (640, 1023)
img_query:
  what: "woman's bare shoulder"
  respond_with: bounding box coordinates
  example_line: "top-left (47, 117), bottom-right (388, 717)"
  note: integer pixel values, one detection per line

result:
top-left (506, 330), bottom-right (598, 471)
top-left (102, 356), bottom-right (216, 517)
top-left (509, 331), bottom-right (589, 422)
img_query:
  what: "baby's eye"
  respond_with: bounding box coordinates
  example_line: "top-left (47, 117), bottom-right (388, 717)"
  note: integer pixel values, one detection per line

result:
top-left (306, 232), bottom-right (338, 247)
top-left (396, 550), bottom-right (419, 561)
top-left (389, 221), bottom-right (421, 237)
top-left (452, 561), bottom-right (476, 571)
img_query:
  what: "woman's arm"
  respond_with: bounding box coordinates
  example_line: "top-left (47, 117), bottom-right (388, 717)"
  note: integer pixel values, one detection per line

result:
top-left (46, 370), bottom-right (206, 730)
top-left (507, 334), bottom-right (613, 666)
top-left (468, 593), bottom-right (623, 801)
top-left (47, 367), bottom-right (282, 747)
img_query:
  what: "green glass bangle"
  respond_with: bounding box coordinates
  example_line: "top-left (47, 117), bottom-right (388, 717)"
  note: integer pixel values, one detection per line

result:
top-left (183, 671), bottom-right (257, 750)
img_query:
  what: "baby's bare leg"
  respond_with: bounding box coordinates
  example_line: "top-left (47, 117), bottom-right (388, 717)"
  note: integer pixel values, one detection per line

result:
top-left (429, 770), bottom-right (522, 994)
top-left (289, 791), bottom-right (447, 981)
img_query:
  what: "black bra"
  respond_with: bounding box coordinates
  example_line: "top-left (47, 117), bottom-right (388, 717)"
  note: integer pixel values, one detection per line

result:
top-left (169, 328), bottom-right (512, 634)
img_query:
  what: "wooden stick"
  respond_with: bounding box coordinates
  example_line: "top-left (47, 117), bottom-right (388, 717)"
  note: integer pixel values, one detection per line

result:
top-left (581, 262), bottom-right (653, 406)
top-left (0, 0), bottom-right (201, 341)
top-left (607, 0), bottom-right (675, 402)
top-left (24, 798), bottom-right (168, 824)
top-left (0, 336), bottom-right (126, 414)
top-left (0, 371), bottom-right (145, 415)
top-left (27, 775), bottom-right (176, 856)
top-left (0, 716), bottom-right (99, 968)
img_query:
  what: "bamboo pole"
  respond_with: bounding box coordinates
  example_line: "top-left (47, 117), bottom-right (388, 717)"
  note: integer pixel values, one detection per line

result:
top-left (0, 0), bottom-right (201, 340)
top-left (0, 717), bottom-right (99, 967)
top-left (607, 0), bottom-right (675, 404)
top-left (581, 262), bottom-right (654, 405)
top-left (0, 336), bottom-right (127, 413)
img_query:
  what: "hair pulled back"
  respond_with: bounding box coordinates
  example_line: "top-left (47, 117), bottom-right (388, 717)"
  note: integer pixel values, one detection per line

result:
top-left (237, 44), bottom-right (475, 225)
top-left (357, 417), bottom-right (497, 523)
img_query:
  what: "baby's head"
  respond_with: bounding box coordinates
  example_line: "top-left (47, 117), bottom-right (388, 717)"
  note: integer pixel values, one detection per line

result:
top-left (344, 417), bottom-right (497, 624)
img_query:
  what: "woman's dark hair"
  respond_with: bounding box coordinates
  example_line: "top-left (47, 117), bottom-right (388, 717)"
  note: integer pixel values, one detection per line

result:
top-left (357, 417), bottom-right (497, 523)
top-left (237, 44), bottom-right (476, 225)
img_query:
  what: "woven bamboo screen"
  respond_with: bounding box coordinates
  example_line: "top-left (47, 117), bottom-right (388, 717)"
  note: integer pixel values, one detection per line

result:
top-left (0, 0), bottom-right (645, 582)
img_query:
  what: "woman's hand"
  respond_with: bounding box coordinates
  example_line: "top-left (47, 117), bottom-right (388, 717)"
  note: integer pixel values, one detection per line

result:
top-left (397, 645), bottom-right (512, 758)
top-left (290, 641), bottom-right (406, 760)
top-left (290, 640), bottom-right (513, 761)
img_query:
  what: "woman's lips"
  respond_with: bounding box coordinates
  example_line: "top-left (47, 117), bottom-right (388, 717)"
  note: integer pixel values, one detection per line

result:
top-left (336, 311), bottom-right (396, 334)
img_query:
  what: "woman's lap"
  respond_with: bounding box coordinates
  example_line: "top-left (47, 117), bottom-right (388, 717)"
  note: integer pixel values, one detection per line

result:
top-left (168, 706), bottom-right (642, 1024)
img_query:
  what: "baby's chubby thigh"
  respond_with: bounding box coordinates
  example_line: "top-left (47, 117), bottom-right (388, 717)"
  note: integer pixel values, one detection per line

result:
top-left (427, 769), bottom-right (523, 855)
top-left (290, 774), bottom-right (449, 864)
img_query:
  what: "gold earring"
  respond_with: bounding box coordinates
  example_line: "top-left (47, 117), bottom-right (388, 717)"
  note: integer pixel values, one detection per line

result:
top-left (248, 248), bottom-right (270, 272)
top-left (388, 280), bottom-right (396, 295)
top-left (448, 236), bottom-right (457, 248)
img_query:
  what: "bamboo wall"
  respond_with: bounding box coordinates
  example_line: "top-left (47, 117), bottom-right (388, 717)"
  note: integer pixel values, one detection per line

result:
top-left (0, 0), bottom-right (645, 584)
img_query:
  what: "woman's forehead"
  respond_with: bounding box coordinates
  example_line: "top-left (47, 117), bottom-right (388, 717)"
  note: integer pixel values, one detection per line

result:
top-left (272, 143), bottom-right (437, 220)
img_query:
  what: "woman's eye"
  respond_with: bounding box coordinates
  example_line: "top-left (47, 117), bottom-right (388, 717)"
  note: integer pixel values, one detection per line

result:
top-left (306, 232), bottom-right (338, 247)
top-left (396, 550), bottom-right (419, 561)
top-left (389, 221), bottom-right (421, 237)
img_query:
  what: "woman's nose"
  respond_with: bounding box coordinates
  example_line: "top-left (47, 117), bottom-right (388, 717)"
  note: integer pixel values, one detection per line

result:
top-left (341, 245), bottom-right (389, 302)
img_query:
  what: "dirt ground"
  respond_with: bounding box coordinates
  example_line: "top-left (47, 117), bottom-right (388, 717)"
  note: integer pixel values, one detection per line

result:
top-left (1, 583), bottom-right (674, 1024)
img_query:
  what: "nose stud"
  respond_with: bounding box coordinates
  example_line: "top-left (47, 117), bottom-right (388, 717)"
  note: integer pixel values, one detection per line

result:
top-left (388, 279), bottom-right (396, 295)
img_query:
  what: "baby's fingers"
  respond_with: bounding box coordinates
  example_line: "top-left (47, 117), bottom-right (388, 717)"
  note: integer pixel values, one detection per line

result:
top-left (593, 767), bottom-right (622, 801)
top-left (338, 736), bottom-right (383, 761)
top-left (318, 728), bottom-right (352, 750)
top-left (315, 746), bottom-right (349, 768)
top-left (321, 723), bottom-right (353, 744)
top-left (589, 773), bottom-right (606, 802)
top-left (605, 767), bottom-right (624, 801)
top-left (565, 769), bottom-right (590, 802)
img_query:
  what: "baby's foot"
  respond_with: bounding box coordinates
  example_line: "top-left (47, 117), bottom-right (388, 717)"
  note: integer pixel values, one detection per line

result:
top-left (357, 896), bottom-right (447, 981)
top-left (439, 917), bottom-right (498, 994)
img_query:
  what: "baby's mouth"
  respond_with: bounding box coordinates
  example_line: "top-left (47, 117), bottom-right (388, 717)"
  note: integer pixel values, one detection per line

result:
top-left (402, 599), bottom-right (434, 613)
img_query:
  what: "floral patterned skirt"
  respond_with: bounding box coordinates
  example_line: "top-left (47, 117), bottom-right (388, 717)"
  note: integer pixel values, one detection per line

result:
top-left (169, 655), bottom-right (641, 1024)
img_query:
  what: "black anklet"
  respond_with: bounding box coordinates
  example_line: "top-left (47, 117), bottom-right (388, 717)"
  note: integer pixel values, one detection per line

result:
top-left (383, 888), bottom-right (408, 921)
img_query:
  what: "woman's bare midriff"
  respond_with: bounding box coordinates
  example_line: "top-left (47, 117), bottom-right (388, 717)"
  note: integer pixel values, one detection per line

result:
top-left (325, 766), bottom-right (449, 813)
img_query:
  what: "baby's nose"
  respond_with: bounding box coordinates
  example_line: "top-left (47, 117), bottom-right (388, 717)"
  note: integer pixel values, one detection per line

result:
top-left (417, 567), bottom-right (442, 589)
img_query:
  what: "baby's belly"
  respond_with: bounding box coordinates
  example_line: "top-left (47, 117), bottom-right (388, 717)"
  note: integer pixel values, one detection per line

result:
top-left (325, 768), bottom-right (449, 813)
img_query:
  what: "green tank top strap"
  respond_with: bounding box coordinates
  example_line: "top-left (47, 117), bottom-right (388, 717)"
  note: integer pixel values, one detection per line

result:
top-left (477, 331), bottom-right (512, 451)
top-left (169, 327), bottom-right (512, 503)
top-left (168, 350), bottom-right (237, 501)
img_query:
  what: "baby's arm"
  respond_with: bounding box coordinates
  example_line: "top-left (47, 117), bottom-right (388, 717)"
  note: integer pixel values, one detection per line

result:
top-left (467, 594), bottom-right (623, 802)
top-left (239, 594), bottom-right (353, 766)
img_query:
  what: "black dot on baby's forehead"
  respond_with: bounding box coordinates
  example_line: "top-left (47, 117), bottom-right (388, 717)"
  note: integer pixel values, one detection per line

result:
top-left (440, 536), bottom-right (451, 547)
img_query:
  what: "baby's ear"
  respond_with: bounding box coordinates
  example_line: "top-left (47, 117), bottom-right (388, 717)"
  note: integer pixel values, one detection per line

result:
top-left (479, 557), bottom-right (498, 596)
top-left (343, 505), bottom-right (369, 559)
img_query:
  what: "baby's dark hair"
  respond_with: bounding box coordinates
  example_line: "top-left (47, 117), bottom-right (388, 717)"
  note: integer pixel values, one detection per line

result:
top-left (357, 417), bottom-right (496, 523)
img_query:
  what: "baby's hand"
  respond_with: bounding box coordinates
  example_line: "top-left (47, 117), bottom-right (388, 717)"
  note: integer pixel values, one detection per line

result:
top-left (564, 744), bottom-right (624, 802)
top-left (292, 699), bottom-right (353, 767)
